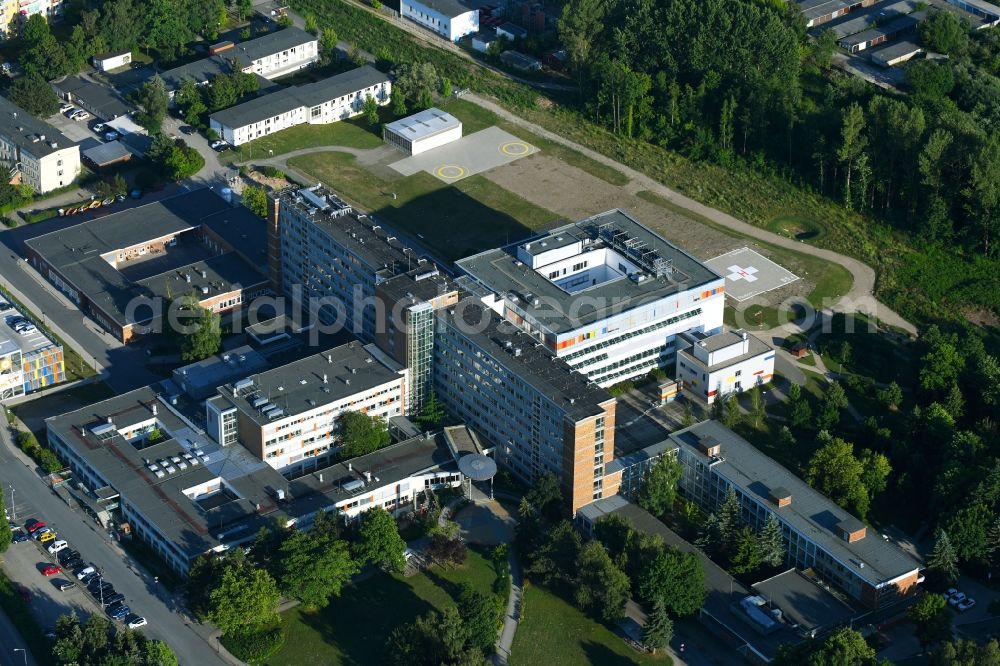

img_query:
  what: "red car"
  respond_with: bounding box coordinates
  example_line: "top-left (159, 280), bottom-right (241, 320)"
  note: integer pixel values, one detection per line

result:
top-left (25, 520), bottom-right (46, 534)
top-left (40, 564), bottom-right (61, 576)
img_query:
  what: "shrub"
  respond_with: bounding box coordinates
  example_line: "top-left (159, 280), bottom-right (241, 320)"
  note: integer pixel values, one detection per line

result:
top-left (261, 165), bottom-right (285, 179)
top-left (24, 209), bottom-right (57, 224)
top-left (15, 430), bottom-right (63, 473)
top-left (221, 627), bottom-right (286, 665)
top-left (1, 217), bottom-right (15, 228)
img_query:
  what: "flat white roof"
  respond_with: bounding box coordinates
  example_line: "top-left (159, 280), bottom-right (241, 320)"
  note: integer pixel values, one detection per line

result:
top-left (384, 108), bottom-right (461, 142)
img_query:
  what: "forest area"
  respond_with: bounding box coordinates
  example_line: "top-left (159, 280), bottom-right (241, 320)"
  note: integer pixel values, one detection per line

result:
top-left (556, 0), bottom-right (1000, 326)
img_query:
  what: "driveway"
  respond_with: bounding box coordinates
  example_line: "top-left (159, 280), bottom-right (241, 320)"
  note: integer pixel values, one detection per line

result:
top-left (0, 428), bottom-right (227, 666)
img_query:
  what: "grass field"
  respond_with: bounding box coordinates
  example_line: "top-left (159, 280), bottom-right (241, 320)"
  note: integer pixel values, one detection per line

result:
top-left (287, 151), bottom-right (559, 261)
top-left (266, 548), bottom-right (498, 666)
top-left (223, 118), bottom-right (385, 165)
top-left (637, 190), bottom-right (853, 329)
top-left (510, 581), bottom-right (669, 666)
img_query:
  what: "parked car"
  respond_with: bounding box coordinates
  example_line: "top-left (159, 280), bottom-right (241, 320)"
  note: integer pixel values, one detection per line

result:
top-left (58, 549), bottom-right (80, 564)
top-left (62, 558), bottom-right (84, 572)
top-left (59, 103), bottom-right (74, 114)
top-left (0, 302), bottom-right (11, 312)
top-left (32, 527), bottom-right (53, 540)
top-left (75, 566), bottom-right (96, 580)
top-left (104, 131), bottom-right (120, 141)
top-left (949, 591), bottom-right (967, 607)
top-left (126, 615), bottom-right (147, 629)
top-left (25, 519), bottom-right (45, 533)
top-left (71, 110), bottom-right (91, 121)
top-left (210, 140), bottom-right (230, 151)
top-left (179, 125), bottom-right (196, 135)
top-left (959, 598), bottom-right (977, 612)
top-left (108, 604), bottom-right (130, 620)
top-left (12, 530), bottom-right (29, 544)
top-left (56, 580), bottom-right (75, 592)
top-left (40, 564), bottom-right (61, 576)
top-left (93, 122), bottom-right (106, 133)
top-left (39, 531), bottom-right (56, 544)
top-left (47, 540), bottom-right (69, 554)
top-left (102, 593), bottom-right (125, 607)
top-left (64, 107), bottom-right (81, 118)
top-left (80, 571), bottom-right (99, 585)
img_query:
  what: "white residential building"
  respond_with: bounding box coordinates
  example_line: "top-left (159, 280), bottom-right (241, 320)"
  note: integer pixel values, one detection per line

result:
top-left (92, 51), bottom-right (132, 72)
top-left (0, 94), bottom-right (80, 194)
top-left (400, 0), bottom-right (479, 41)
top-left (675, 329), bottom-right (775, 404)
top-left (206, 341), bottom-right (407, 476)
top-left (209, 66), bottom-right (390, 146)
top-left (456, 210), bottom-right (726, 388)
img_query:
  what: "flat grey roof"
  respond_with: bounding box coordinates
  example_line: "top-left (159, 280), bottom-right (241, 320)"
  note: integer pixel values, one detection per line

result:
top-left (214, 341), bottom-right (403, 425)
top-left (405, 0), bottom-right (475, 18)
top-left (45, 387), bottom-right (288, 560)
top-left (816, 0), bottom-right (918, 38)
top-left (457, 209), bottom-right (722, 334)
top-left (0, 301), bottom-right (60, 357)
top-left (797, 0), bottom-right (853, 21)
top-left (82, 140), bottom-right (131, 166)
top-left (287, 430), bottom-right (458, 504)
top-left (439, 297), bottom-right (613, 421)
top-left (173, 346), bottom-right (269, 400)
top-left (0, 94), bottom-right (75, 159)
top-left (678, 330), bottom-right (773, 372)
top-left (26, 189), bottom-right (266, 327)
top-left (278, 185), bottom-right (429, 276)
top-left (377, 267), bottom-right (456, 307)
top-left (53, 76), bottom-right (132, 120)
top-left (752, 569), bottom-right (859, 633)
top-left (669, 421), bottom-right (921, 587)
top-left (211, 66), bottom-right (388, 129)
top-left (384, 107), bottom-right (461, 143)
top-left (199, 204), bottom-right (269, 268)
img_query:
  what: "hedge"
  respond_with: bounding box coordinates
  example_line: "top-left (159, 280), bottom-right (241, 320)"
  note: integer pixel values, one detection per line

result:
top-left (15, 430), bottom-right (63, 473)
top-left (220, 627), bottom-right (286, 665)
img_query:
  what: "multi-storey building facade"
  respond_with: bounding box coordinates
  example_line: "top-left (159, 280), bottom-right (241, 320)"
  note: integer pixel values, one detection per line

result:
top-left (0, 303), bottom-right (64, 402)
top-left (457, 210), bottom-right (726, 387)
top-left (206, 341), bottom-right (406, 476)
top-left (670, 420), bottom-right (921, 609)
top-left (272, 185), bottom-right (434, 343)
top-left (675, 328), bottom-right (775, 404)
top-left (210, 66), bottom-right (391, 146)
top-left (0, 94), bottom-right (79, 194)
top-left (400, 0), bottom-right (479, 41)
top-left (435, 298), bottom-right (616, 514)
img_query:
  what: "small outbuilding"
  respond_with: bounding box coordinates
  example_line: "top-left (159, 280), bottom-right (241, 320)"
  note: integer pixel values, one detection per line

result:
top-left (870, 40), bottom-right (923, 67)
top-left (82, 141), bottom-right (132, 169)
top-left (500, 50), bottom-right (542, 72)
top-left (383, 107), bottom-right (463, 156)
top-left (92, 51), bottom-right (132, 72)
top-left (472, 28), bottom-right (498, 53)
top-left (496, 21), bottom-right (528, 41)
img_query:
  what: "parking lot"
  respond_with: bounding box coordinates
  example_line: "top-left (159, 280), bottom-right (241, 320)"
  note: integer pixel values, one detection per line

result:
top-left (3, 500), bottom-right (148, 640)
top-left (45, 108), bottom-right (99, 146)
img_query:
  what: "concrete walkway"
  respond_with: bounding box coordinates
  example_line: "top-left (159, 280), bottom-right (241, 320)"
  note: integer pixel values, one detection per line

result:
top-left (462, 93), bottom-right (918, 337)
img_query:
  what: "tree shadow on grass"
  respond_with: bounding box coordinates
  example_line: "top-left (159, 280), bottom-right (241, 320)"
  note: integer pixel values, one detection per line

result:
top-left (292, 572), bottom-right (433, 666)
top-left (581, 639), bottom-right (643, 666)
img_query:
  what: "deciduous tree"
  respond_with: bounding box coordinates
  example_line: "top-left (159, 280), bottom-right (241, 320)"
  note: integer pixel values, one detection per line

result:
top-left (909, 593), bottom-right (953, 646)
top-left (206, 563), bottom-right (280, 637)
top-left (355, 506), bottom-right (407, 572)
top-left (807, 437), bottom-right (870, 517)
top-left (637, 455), bottom-right (682, 517)
top-left (278, 531), bottom-right (358, 608)
top-left (575, 541), bottom-right (630, 622)
top-left (338, 411), bottom-right (390, 458)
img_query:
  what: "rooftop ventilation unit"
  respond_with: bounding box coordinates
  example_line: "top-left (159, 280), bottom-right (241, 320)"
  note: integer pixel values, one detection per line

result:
top-left (343, 478), bottom-right (365, 493)
top-left (233, 378), bottom-right (254, 392)
top-left (298, 188), bottom-right (330, 211)
top-left (252, 397), bottom-right (268, 408)
top-left (257, 402), bottom-right (275, 413)
top-left (90, 422), bottom-right (116, 438)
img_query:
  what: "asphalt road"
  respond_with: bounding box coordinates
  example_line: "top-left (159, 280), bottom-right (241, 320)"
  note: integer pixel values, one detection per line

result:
top-left (0, 427), bottom-right (226, 666)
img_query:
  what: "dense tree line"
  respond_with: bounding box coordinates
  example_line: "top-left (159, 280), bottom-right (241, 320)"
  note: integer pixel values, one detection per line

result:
top-left (556, 0), bottom-right (1000, 274)
top-left (52, 612), bottom-right (177, 665)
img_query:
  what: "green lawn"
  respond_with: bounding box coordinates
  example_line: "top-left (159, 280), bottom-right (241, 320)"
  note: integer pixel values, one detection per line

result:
top-left (223, 119), bottom-right (385, 164)
top-left (636, 190), bottom-right (853, 331)
top-left (266, 548), bottom-right (498, 666)
top-left (510, 581), bottom-right (669, 666)
top-left (286, 151), bottom-right (559, 261)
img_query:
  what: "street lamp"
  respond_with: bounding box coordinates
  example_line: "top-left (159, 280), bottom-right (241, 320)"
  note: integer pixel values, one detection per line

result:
top-left (9, 485), bottom-right (14, 521)
top-left (13, 648), bottom-right (26, 665)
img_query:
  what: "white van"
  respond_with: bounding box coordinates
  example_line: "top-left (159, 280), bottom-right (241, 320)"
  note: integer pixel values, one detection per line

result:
top-left (47, 540), bottom-right (69, 555)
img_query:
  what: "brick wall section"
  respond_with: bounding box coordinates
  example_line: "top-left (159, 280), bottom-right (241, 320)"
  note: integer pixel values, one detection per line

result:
top-left (561, 399), bottom-right (616, 515)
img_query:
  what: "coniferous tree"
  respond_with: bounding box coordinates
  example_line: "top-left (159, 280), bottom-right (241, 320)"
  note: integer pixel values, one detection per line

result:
top-left (758, 514), bottom-right (786, 568)
top-left (928, 528), bottom-right (960, 585)
top-left (642, 598), bottom-right (673, 654)
top-left (717, 487), bottom-right (743, 552)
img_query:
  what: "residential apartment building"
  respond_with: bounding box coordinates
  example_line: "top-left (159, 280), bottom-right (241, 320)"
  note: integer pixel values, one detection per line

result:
top-left (675, 328), bottom-right (775, 404)
top-left (210, 66), bottom-right (390, 146)
top-left (2, 0), bottom-right (64, 34)
top-left (159, 26), bottom-right (317, 94)
top-left (457, 210), bottom-right (726, 387)
top-left (400, 0), bottom-right (479, 41)
top-left (206, 341), bottom-right (406, 476)
top-left (271, 185), bottom-right (433, 343)
top-left (25, 189), bottom-right (270, 343)
top-left (670, 420), bottom-right (921, 609)
top-left (0, 94), bottom-right (79, 194)
top-left (435, 297), bottom-right (616, 514)
top-left (0, 303), bottom-right (64, 402)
